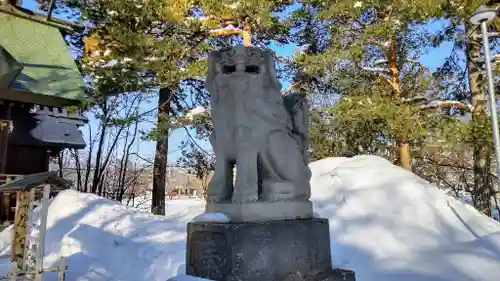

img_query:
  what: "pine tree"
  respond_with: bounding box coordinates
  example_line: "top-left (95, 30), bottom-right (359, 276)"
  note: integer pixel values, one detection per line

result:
top-left (75, 0), bottom-right (291, 215)
top-left (288, 0), bottom-right (466, 170)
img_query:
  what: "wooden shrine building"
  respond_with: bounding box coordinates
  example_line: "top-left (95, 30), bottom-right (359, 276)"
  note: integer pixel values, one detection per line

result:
top-left (0, 3), bottom-right (87, 225)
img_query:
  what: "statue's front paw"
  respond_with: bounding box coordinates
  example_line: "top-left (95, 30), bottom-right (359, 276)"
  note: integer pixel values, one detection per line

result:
top-left (231, 192), bottom-right (258, 204)
top-left (264, 193), bottom-right (296, 202)
top-left (206, 193), bottom-right (230, 203)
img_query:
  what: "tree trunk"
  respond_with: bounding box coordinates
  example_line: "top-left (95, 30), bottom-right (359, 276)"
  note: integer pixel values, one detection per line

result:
top-left (397, 139), bottom-right (412, 170)
top-left (151, 88), bottom-right (171, 216)
top-left (388, 38), bottom-right (411, 170)
top-left (91, 114), bottom-right (108, 193)
top-left (466, 24), bottom-right (493, 217)
top-left (388, 39), bottom-right (402, 97)
top-left (92, 96), bottom-right (136, 196)
top-left (83, 127), bottom-right (93, 193)
top-left (73, 149), bottom-right (83, 191)
top-left (90, 99), bottom-right (108, 194)
top-left (57, 150), bottom-right (65, 178)
top-left (118, 110), bottom-right (140, 202)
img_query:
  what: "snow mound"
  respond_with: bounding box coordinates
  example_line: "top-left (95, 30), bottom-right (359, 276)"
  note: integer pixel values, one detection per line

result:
top-left (310, 155), bottom-right (500, 281)
top-left (0, 155), bottom-right (498, 281)
top-left (0, 191), bottom-right (204, 281)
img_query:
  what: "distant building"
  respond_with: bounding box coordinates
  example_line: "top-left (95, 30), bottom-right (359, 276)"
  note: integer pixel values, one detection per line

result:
top-left (165, 167), bottom-right (204, 197)
top-left (45, 165), bottom-right (207, 199)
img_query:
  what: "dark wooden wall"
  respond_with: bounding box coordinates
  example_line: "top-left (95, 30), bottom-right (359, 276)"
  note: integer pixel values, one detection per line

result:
top-left (0, 145), bottom-right (49, 226)
top-left (1, 101), bottom-right (51, 226)
top-left (5, 145), bottom-right (49, 175)
top-left (0, 101), bottom-right (50, 175)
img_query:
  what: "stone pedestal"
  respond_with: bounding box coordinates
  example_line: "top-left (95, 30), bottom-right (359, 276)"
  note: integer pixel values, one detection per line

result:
top-left (185, 218), bottom-right (355, 281)
top-left (206, 200), bottom-right (313, 222)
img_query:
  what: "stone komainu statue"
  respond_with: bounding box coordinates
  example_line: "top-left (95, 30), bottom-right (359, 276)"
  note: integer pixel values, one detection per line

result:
top-left (206, 45), bottom-right (311, 204)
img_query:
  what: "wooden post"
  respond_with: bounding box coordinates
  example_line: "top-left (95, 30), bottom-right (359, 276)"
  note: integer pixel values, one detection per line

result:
top-left (0, 102), bottom-right (12, 174)
top-left (34, 185), bottom-right (50, 281)
top-left (23, 189), bottom-right (36, 275)
top-left (11, 189), bottom-right (32, 270)
top-left (0, 192), bottom-right (9, 226)
top-left (1, 175), bottom-right (12, 227)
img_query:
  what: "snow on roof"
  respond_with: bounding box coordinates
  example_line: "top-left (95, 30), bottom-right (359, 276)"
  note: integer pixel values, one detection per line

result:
top-left (0, 155), bottom-right (498, 281)
top-left (0, 171), bottom-right (71, 192)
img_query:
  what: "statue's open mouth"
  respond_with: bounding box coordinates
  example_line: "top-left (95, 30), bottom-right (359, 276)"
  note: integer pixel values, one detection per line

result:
top-left (221, 64), bottom-right (260, 74)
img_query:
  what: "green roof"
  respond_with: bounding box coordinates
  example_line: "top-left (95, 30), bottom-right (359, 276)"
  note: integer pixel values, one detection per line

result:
top-left (0, 12), bottom-right (85, 106)
top-left (0, 43), bottom-right (23, 90)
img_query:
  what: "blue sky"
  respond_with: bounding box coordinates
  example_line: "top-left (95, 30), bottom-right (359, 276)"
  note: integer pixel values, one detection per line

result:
top-left (20, 0), bottom-right (456, 164)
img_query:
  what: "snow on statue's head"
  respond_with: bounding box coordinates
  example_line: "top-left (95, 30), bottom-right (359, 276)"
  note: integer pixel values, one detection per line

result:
top-left (205, 45), bottom-right (282, 104)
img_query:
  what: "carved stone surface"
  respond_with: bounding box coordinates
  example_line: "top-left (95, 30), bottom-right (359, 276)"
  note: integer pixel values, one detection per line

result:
top-left (206, 45), bottom-right (312, 206)
top-left (188, 231), bottom-right (230, 278)
top-left (206, 200), bottom-right (313, 222)
top-left (185, 219), bottom-right (338, 281)
top-left (281, 269), bottom-right (356, 281)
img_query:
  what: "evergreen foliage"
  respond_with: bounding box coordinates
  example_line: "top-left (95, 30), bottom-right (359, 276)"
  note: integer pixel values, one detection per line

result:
top-left (288, 0), bottom-right (453, 168)
top-left (54, 0), bottom-right (292, 215)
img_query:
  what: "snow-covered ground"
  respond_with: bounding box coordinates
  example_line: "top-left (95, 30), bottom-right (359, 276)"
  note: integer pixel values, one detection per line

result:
top-left (0, 155), bottom-right (499, 281)
top-left (125, 193), bottom-right (204, 213)
top-left (309, 156), bottom-right (500, 281)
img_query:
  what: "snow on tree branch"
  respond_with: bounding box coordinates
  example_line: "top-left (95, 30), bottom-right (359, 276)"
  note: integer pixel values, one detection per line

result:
top-left (364, 39), bottom-right (391, 50)
top-left (402, 96), bottom-right (473, 111)
top-left (360, 66), bottom-right (390, 74)
top-left (185, 106), bottom-right (206, 119)
top-left (373, 59), bottom-right (388, 65)
top-left (402, 96), bottom-right (428, 103)
top-left (420, 100), bottom-right (474, 111)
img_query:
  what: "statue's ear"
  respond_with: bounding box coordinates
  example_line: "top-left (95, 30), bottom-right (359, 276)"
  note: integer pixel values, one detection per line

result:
top-left (263, 50), bottom-right (282, 91)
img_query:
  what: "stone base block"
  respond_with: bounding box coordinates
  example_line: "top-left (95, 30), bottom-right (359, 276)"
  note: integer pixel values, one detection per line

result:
top-left (185, 218), bottom-right (355, 281)
top-left (308, 269), bottom-right (356, 281)
top-left (205, 200), bottom-right (313, 222)
top-left (168, 269), bottom-right (356, 281)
